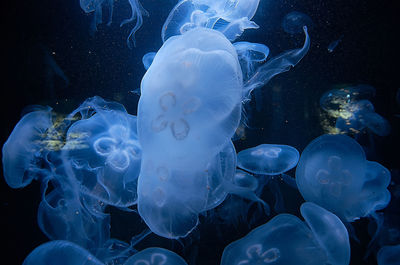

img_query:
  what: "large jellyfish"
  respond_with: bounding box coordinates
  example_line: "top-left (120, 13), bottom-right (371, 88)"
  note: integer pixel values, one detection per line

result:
top-left (296, 134), bottom-right (391, 222)
top-left (220, 202), bottom-right (350, 265)
top-left (2, 107), bottom-right (52, 188)
top-left (124, 248), bottom-right (188, 265)
top-left (62, 96), bottom-right (142, 207)
top-left (161, 0), bottom-right (261, 42)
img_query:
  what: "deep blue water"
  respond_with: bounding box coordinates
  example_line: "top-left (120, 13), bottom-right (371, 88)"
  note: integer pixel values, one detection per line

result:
top-left (1, 0), bottom-right (398, 264)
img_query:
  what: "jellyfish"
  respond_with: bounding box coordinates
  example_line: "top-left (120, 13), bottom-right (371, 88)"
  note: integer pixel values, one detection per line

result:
top-left (142, 52), bottom-right (156, 70)
top-left (233, 42), bottom-right (269, 81)
top-left (161, 0), bottom-right (260, 42)
top-left (282, 11), bottom-right (313, 35)
top-left (23, 240), bottom-right (104, 265)
top-left (80, 0), bottom-right (148, 48)
top-left (296, 134), bottom-right (391, 222)
top-left (124, 247), bottom-right (188, 265)
top-left (220, 202), bottom-right (350, 265)
top-left (236, 143), bottom-right (299, 212)
top-left (2, 107), bottom-right (53, 188)
top-left (377, 244), bottom-right (400, 265)
top-left (138, 27), bottom-right (243, 167)
top-left (62, 96), bottom-right (142, 207)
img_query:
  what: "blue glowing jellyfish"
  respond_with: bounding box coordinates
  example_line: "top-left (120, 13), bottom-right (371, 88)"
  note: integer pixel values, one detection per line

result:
top-left (124, 247), bottom-right (188, 265)
top-left (237, 144), bottom-right (299, 175)
top-left (2, 107), bottom-right (52, 188)
top-left (282, 11), bottom-right (313, 34)
top-left (377, 244), bottom-right (400, 265)
top-left (236, 143), bottom-right (299, 212)
top-left (23, 240), bottom-right (104, 265)
top-left (142, 52), bottom-right (156, 70)
top-left (221, 202), bottom-right (350, 265)
top-left (296, 134), bottom-right (391, 222)
top-left (62, 96), bottom-right (142, 207)
top-left (161, 0), bottom-right (260, 42)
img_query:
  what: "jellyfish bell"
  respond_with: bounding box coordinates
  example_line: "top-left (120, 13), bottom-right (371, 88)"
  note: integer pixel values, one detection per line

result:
top-left (124, 247), bottom-right (188, 265)
top-left (23, 240), bottom-right (104, 265)
top-left (237, 144), bottom-right (299, 176)
top-left (2, 107), bottom-right (53, 188)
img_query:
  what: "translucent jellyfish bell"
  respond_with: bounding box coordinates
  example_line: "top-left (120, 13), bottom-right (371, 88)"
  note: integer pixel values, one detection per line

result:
top-left (63, 97), bottom-right (141, 207)
top-left (237, 144), bottom-right (299, 175)
top-left (23, 240), bottom-right (103, 265)
top-left (296, 134), bottom-right (391, 221)
top-left (220, 202), bottom-right (350, 265)
top-left (138, 27), bottom-right (242, 167)
top-left (124, 247), bottom-right (188, 265)
top-left (2, 108), bottom-right (52, 188)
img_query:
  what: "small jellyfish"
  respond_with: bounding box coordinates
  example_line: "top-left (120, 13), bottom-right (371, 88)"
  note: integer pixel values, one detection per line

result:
top-left (282, 11), bottom-right (313, 34)
top-left (142, 52), bottom-right (156, 70)
top-left (221, 202), bottom-right (350, 265)
top-left (296, 134), bottom-right (391, 222)
top-left (237, 144), bottom-right (299, 175)
top-left (23, 240), bottom-right (103, 265)
top-left (237, 143), bottom-right (300, 213)
top-left (2, 107), bottom-right (52, 188)
top-left (124, 247), bottom-right (188, 265)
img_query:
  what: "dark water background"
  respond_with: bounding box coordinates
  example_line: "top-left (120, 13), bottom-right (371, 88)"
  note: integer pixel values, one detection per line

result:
top-left (1, 0), bottom-right (399, 264)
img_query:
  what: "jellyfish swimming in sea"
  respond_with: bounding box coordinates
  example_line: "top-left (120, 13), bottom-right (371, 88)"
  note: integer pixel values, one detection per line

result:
top-left (142, 52), bottom-right (156, 70)
top-left (377, 244), bottom-right (400, 265)
top-left (2, 107), bottom-right (53, 188)
top-left (80, 0), bottom-right (148, 48)
top-left (161, 0), bottom-right (261, 42)
top-left (282, 11), bottom-right (313, 35)
top-left (62, 96), bottom-right (142, 207)
top-left (124, 247), bottom-right (188, 265)
top-left (295, 134), bottom-right (391, 222)
top-left (236, 143), bottom-right (299, 213)
top-left (23, 240), bottom-right (104, 265)
top-left (220, 202), bottom-right (350, 265)
top-left (327, 35), bottom-right (343, 53)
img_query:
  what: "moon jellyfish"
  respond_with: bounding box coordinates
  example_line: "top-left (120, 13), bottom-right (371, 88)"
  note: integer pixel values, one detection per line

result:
top-left (124, 247), bottom-right (188, 265)
top-left (234, 42), bottom-right (269, 81)
top-left (296, 134), bottom-right (391, 222)
top-left (161, 0), bottom-right (260, 42)
top-left (63, 96), bottom-right (142, 207)
top-left (377, 244), bottom-right (400, 265)
top-left (237, 144), bottom-right (299, 175)
top-left (2, 107), bottom-right (52, 188)
top-left (221, 202), bottom-right (350, 265)
top-left (23, 240), bottom-right (103, 265)
top-left (138, 27), bottom-right (242, 166)
top-left (142, 52), bottom-right (156, 70)
top-left (80, 0), bottom-right (148, 48)
top-left (282, 11), bottom-right (313, 34)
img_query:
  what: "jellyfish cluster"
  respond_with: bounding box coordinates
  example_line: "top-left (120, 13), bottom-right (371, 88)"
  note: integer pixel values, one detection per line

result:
top-left (3, 0), bottom-right (398, 264)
